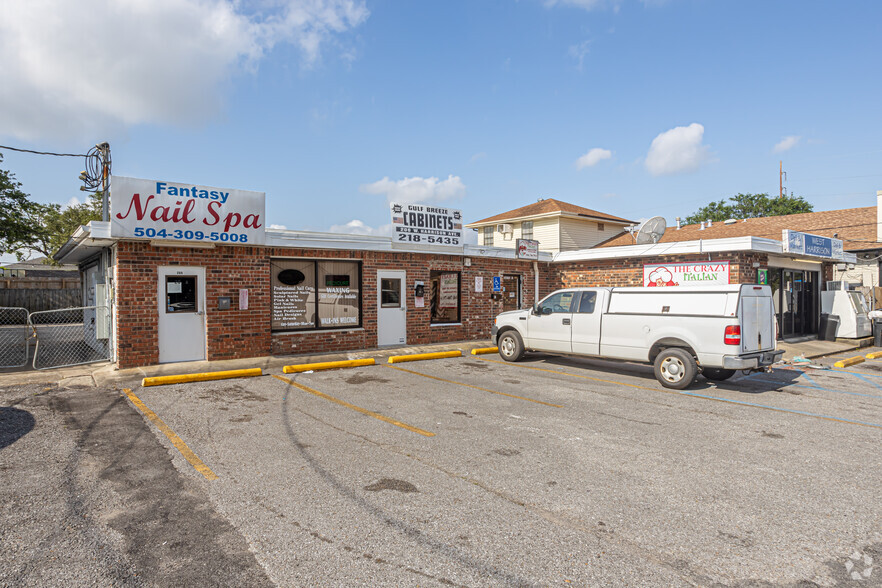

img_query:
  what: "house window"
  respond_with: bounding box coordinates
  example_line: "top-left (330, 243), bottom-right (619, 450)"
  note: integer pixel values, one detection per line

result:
top-left (597, 223), bottom-right (605, 231)
top-left (272, 259), bottom-right (361, 331)
top-left (430, 271), bottom-right (460, 324)
top-left (483, 226), bottom-right (494, 246)
top-left (521, 221), bottom-right (533, 240)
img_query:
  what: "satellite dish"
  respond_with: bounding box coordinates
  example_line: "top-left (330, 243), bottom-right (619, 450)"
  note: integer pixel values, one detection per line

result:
top-left (635, 216), bottom-right (667, 244)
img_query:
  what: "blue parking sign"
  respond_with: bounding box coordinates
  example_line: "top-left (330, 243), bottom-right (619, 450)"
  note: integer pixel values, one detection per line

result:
top-left (492, 277), bottom-right (502, 292)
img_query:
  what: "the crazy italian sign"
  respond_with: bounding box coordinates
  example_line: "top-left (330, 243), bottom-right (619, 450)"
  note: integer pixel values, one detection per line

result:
top-left (643, 261), bottom-right (730, 287)
top-left (110, 176), bottom-right (266, 245)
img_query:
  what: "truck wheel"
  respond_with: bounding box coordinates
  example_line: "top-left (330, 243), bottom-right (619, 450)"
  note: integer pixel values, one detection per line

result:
top-left (654, 348), bottom-right (697, 389)
top-left (702, 368), bottom-right (736, 381)
top-left (498, 331), bottom-right (525, 362)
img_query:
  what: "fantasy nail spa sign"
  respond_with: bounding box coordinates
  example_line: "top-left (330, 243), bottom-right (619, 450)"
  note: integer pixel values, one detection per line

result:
top-left (110, 176), bottom-right (266, 245)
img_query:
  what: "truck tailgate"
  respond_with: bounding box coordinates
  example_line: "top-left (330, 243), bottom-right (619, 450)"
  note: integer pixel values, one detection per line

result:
top-left (740, 291), bottom-right (775, 353)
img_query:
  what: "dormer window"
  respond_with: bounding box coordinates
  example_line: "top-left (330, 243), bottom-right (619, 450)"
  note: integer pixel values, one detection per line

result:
top-left (597, 223), bottom-right (605, 231)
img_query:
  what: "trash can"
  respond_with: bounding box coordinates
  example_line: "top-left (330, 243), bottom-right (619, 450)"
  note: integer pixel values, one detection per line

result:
top-left (874, 318), bottom-right (882, 347)
top-left (819, 314), bottom-right (830, 341)
top-left (823, 315), bottom-right (840, 341)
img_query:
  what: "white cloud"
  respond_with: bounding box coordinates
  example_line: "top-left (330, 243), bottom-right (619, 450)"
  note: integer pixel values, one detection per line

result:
top-left (469, 152), bottom-right (487, 163)
top-left (327, 219), bottom-right (392, 236)
top-left (0, 0), bottom-right (369, 142)
top-left (576, 147), bottom-right (612, 170)
top-left (66, 196), bottom-right (81, 208)
top-left (645, 123), bottom-right (711, 176)
top-left (773, 135), bottom-right (801, 153)
top-left (568, 40), bottom-right (591, 71)
top-left (268, 224), bottom-right (288, 230)
top-left (359, 175), bottom-right (466, 204)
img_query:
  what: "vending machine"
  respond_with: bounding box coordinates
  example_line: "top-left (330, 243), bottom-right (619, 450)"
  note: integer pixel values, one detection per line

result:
top-left (821, 285), bottom-right (871, 338)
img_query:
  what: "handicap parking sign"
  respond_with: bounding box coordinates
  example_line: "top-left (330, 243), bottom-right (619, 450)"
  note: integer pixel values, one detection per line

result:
top-left (492, 277), bottom-right (502, 292)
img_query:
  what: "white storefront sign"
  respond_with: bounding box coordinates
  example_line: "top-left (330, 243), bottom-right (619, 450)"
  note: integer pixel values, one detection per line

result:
top-left (439, 273), bottom-right (459, 308)
top-left (782, 229), bottom-right (844, 260)
top-left (643, 261), bottom-right (730, 287)
top-left (516, 239), bottom-right (539, 260)
top-left (111, 176), bottom-right (266, 245)
top-left (390, 202), bottom-right (462, 246)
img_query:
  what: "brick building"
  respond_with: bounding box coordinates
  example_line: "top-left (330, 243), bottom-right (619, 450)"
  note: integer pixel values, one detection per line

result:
top-left (53, 177), bottom-right (863, 369)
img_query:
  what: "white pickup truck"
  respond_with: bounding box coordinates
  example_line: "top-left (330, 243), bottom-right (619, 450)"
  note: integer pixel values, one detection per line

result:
top-left (491, 284), bottom-right (783, 389)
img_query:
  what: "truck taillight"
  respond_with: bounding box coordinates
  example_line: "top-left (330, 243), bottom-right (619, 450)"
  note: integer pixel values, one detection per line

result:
top-left (724, 325), bottom-right (741, 345)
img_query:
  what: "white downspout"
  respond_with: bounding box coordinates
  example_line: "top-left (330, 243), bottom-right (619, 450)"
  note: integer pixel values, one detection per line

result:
top-left (533, 261), bottom-right (540, 306)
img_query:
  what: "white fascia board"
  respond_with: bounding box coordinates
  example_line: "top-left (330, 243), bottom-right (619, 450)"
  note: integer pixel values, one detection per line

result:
top-left (463, 244), bottom-right (554, 261)
top-left (466, 211), bottom-right (632, 228)
top-left (552, 236), bottom-right (779, 263)
top-left (86, 221), bottom-right (113, 239)
top-left (266, 229), bottom-right (393, 252)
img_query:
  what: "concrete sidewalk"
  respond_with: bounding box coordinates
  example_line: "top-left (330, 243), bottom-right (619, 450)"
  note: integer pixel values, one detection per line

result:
top-left (0, 336), bottom-right (869, 388)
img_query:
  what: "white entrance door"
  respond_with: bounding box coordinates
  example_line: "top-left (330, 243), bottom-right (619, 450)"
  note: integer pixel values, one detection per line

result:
top-left (378, 270), bottom-right (406, 346)
top-left (158, 266), bottom-right (206, 363)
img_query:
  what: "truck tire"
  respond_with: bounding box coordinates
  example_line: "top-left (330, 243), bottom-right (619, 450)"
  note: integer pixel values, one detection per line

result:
top-left (702, 367), bottom-right (736, 381)
top-left (654, 348), bottom-right (697, 389)
top-left (498, 330), bottom-right (525, 362)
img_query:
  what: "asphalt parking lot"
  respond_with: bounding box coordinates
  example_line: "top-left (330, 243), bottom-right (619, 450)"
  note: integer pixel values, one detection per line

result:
top-left (3, 350), bottom-right (882, 586)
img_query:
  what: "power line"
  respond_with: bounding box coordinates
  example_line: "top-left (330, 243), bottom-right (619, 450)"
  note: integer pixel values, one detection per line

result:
top-left (0, 144), bottom-right (87, 157)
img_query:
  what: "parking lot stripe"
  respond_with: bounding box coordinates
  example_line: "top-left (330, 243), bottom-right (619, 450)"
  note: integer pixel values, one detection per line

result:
top-left (385, 364), bottom-right (563, 408)
top-left (478, 358), bottom-right (882, 430)
top-left (122, 389), bottom-right (219, 481)
top-left (272, 375), bottom-right (435, 437)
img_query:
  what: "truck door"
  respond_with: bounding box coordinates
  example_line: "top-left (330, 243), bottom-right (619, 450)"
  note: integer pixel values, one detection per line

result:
top-left (739, 286), bottom-right (775, 353)
top-left (526, 290), bottom-right (577, 353)
top-left (571, 290), bottom-right (602, 356)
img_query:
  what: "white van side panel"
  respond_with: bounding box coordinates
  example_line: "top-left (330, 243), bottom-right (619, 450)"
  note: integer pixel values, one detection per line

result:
top-left (607, 290), bottom-right (737, 317)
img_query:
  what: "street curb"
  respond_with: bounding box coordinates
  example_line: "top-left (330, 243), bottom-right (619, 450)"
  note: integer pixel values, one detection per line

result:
top-left (142, 368), bottom-right (263, 387)
top-left (834, 356), bottom-right (866, 368)
top-left (866, 351), bottom-right (882, 360)
top-left (387, 351), bottom-right (462, 364)
top-left (470, 347), bottom-right (498, 355)
top-left (283, 359), bottom-right (376, 373)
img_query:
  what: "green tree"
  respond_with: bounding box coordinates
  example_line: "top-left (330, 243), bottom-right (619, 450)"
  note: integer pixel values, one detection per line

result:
top-left (0, 153), bottom-right (103, 262)
top-left (683, 193), bottom-right (813, 226)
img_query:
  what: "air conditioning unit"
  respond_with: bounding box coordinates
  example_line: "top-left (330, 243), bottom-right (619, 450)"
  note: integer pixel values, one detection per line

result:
top-left (496, 223), bottom-right (513, 234)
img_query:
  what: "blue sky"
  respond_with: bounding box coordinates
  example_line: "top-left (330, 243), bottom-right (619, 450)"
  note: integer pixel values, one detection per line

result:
top-left (2, 0), bottom-right (881, 262)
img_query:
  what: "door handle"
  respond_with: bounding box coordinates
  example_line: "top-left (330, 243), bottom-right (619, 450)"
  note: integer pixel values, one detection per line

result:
top-left (562, 318), bottom-right (571, 325)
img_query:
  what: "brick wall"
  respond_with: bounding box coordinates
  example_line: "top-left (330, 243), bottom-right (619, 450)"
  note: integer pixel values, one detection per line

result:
top-left (114, 242), bottom-right (780, 369)
top-left (114, 241), bottom-right (553, 368)
top-left (555, 252), bottom-right (769, 288)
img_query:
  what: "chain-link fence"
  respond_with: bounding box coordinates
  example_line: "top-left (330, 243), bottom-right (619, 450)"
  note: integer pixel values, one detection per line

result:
top-left (29, 306), bottom-right (112, 370)
top-left (0, 307), bottom-right (30, 368)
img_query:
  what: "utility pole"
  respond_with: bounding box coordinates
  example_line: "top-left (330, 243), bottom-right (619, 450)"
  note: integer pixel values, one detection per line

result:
top-left (779, 160), bottom-right (786, 199)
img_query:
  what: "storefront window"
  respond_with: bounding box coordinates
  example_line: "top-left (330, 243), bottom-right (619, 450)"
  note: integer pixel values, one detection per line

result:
top-left (272, 259), bottom-right (361, 331)
top-left (430, 271), bottom-right (460, 323)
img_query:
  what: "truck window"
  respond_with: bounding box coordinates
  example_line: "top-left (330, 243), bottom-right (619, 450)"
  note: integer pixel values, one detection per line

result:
top-left (539, 291), bottom-right (577, 314)
top-left (577, 291), bottom-right (596, 314)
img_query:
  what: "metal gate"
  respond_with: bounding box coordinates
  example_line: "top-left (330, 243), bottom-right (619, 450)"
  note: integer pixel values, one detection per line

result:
top-left (0, 307), bottom-right (30, 368)
top-left (28, 306), bottom-right (112, 370)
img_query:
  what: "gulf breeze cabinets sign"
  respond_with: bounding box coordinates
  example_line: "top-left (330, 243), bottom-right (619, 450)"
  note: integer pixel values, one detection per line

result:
top-left (390, 202), bottom-right (462, 246)
top-left (111, 176), bottom-right (266, 245)
top-left (643, 261), bottom-right (730, 287)
top-left (782, 230), bottom-right (844, 260)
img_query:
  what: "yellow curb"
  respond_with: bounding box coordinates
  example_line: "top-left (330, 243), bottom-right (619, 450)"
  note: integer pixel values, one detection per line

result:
top-left (834, 356), bottom-right (866, 368)
top-left (283, 358), bottom-right (376, 374)
top-left (387, 350), bottom-right (462, 364)
top-left (866, 351), bottom-right (882, 360)
top-left (142, 368), bottom-right (262, 387)
top-left (470, 347), bottom-right (499, 355)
